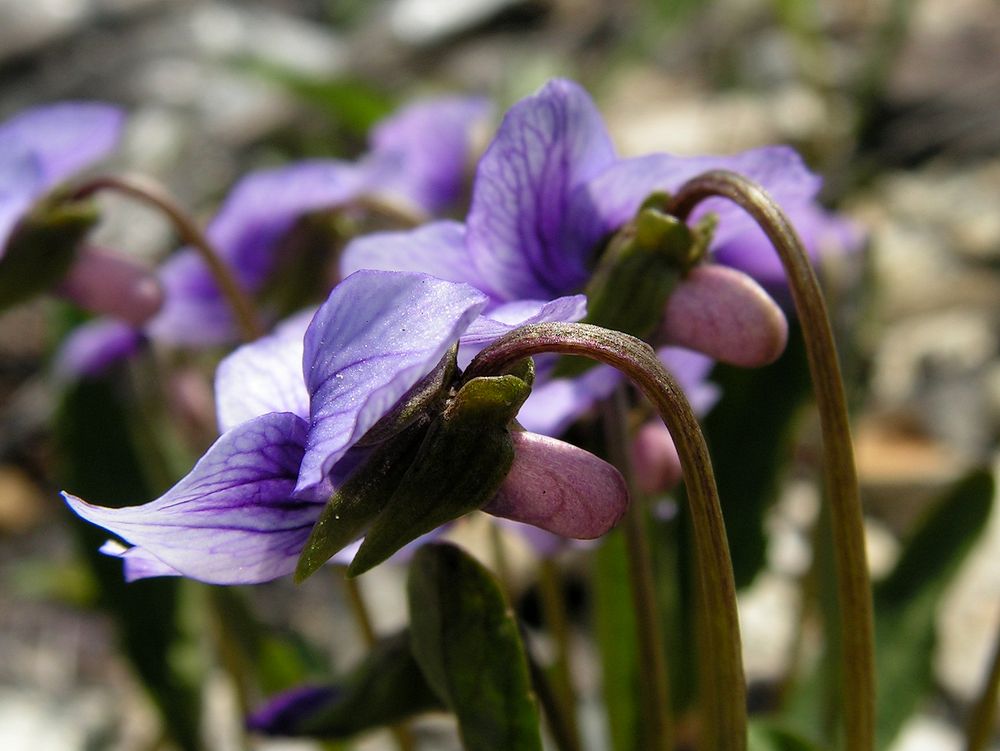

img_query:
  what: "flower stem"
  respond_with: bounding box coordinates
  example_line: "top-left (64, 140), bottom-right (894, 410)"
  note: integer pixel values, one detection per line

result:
top-left (69, 174), bottom-right (264, 341)
top-left (537, 557), bottom-right (583, 751)
top-left (668, 170), bottom-right (874, 751)
top-left (601, 388), bottom-right (674, 751)
top-left (339, 572), bottom-right (416, 751)
top-left (466, 323), bottom-right (747, 750)
top-left (965, 617), bottom-right (1000, 751)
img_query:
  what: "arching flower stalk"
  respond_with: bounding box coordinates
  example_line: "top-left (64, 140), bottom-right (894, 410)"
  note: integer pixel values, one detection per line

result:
top-left (667, 170), bottom-right (873, 751)
top-left (464, 321), bottom-right (748, 751)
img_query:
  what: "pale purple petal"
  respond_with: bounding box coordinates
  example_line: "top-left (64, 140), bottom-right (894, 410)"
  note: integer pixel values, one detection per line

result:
top-left (53, 318), bottom-right (143, 381)
top-left (0, 150), bottom-right (44, 254)
top-left (64, 412), bottom-right (322, 585)
top-left (466, 79), bottom-right (617, 301)
top-left (460, 294), bottom-right (587, 346)
top-left (0, 102), bottom-right (124, 187)
top-left (150, 161), bottom-right (368, 346)
top-left (367, 95), bottom-right (491, 213)
top-left (569, 145), bottom-right (823, 257)
top-left (144, 251), bottom-right (239, 345)
top-left (516, 364), bottom-right (621, 437)
top-left (713, 203), bottom-right (865, 289)
top-left (340, 221), bottom-right (490, 293)
top-left (207, 161), bottom-right (368, 288)
top-left (99, 540), bottom-right (182, 582)
top-left (297, 270), bottom-right (488, 494)
top-left (657, 347), bottom-right (721, 416)
top-left (215, 308), bottom-right (315, 433)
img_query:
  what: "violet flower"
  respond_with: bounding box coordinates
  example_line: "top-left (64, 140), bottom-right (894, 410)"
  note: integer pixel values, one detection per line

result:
top-left (342, 79), bottom-right (858, 436)
top-left (0, 102), bottom-right (124, 253)
top-left (57, 95), bottom-right (492, 377)
top-left (64, 270), bottom-right (627, 584)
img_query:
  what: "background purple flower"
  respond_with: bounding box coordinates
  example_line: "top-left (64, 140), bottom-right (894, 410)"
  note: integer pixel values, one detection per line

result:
top-left (0, 102), bottom-right (124, 255)
top-left (56, 95), bottom-right (492, 377)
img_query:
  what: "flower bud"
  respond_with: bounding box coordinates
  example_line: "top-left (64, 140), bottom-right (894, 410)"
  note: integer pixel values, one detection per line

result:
top-left (484, 431), bottom-right (628, 539)
top-left (630, 420), bottom-right (682, 495)
top-left (659, 264), bottom-right (788, 367)
top-left (57, 245), bottom-right (164, 325)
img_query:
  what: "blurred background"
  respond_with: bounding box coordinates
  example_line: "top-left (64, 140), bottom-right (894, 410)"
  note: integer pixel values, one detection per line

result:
top-left (0, 0), bottom-right (998, 749)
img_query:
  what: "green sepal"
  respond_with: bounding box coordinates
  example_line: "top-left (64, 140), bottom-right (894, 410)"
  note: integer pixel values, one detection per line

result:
top-left (356, 345), bottom-right (458, 446)
top-left (348, 374), bottom-right (531, 576)
top-left (253, 630), bottom-right (443, 738)
top-left (554, 204), bottom-right (711, 379)
top-left (407, 543), bottom-right (543, 751)
top-left (0, 198), bottom-right (98, 311)
top-left (294, 419), bottom-right (429, 583)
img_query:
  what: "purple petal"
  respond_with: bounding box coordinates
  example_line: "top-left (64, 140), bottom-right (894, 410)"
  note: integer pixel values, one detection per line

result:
top-left (483, 431), bottom-right (628, 539)
top-left (466, 79), bottom-right (617, 301)
top-left (713, 203), bottom-right (865, 289)
top-left (367, 95), bottom-right (491, 213)
top-left (150, 161), bottom-right (368, 346)
top-left (207, 161), bottom-right (368, 288)
top-left (657, 347), bottom-right (721, 416)
top-left (215, 308), bottom-right (314, 433)
top-left (570, 145), bottom-right (823, 257)
top-left (145, 250), bottom-right (242, 345)
top-left (0, 150), bottom-right (44, 254)
top-left (340, 221), bottom-right (490, 294)
top-left (0, 102), bottom-right (124, 187)
top-left (99, 540), bottom-right (182, 582)
top-left (460, 294), bottom-right (587, 346)
top-left (64, 412), bottom-right (322, 585)
top-left (248, 685), bottom-right (338, 735)
top-left (516, 364), bottom-right (621, 437)
top-left (53, 318), bottom-right (143, 381)
top-left (297, 270), bottom-right (488, 494)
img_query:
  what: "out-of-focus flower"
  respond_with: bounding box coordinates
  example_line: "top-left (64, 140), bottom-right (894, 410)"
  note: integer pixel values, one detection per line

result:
top-left (65, 270), bottom-right (628, 584)
top-left (58, 95), bottom-right (493, 376)
top-left (0, 102), bottom-right (124, 253)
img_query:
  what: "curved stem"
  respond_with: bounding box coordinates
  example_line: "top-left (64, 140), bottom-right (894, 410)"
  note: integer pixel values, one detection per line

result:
top-left (339, 572), bottom-right (416, 751)
top-left (70, 174), bottom-right (264, 341)
top-left (466, 322), bottom-right (747, 751)
top-left (601, 389), bottom-right (674, 751)
top-left (668, 170), bottom-right (874, 751)
top-left (537, 557), bottom-right (584, 751)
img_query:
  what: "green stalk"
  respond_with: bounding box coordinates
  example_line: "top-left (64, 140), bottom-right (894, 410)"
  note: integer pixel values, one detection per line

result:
top-left (70, 174), bottom-right (264, 341)
top-left (537, 557), bottom-right (584, 751)
top-left (668, 170), bottom-right (874, 751)
top-left (466, 323), bottom-right (747, 750)
top-left (601, 388), bottom-right (674, 751)
top-left (339, 572), bottom-right (416, 751)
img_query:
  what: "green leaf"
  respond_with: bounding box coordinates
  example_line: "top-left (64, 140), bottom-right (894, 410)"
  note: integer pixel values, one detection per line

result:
top-left (295, 419), bottom-right (428, 582)
top-left (872, 467), bottom-right (994, 749)
top-left (407, 543), bottom-right (543, 751)
top-left (251, 631), bottom-right (443, 738)
top-left (0, 199), bottom-right (97, 311)
top-left (591, 529), bottom-right (642, 751)
top-left (702, 320), bottom-right (812, 588)
top-left (348, 375), bottom-right (530, 575)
